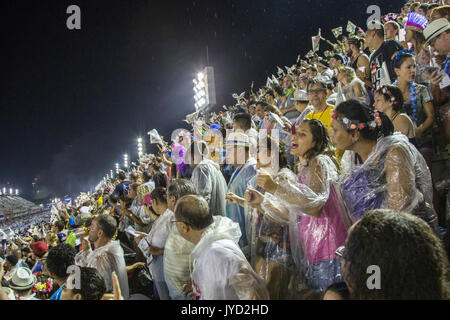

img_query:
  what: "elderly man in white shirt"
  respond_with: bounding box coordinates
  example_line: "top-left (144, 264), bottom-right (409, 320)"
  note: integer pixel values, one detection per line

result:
top-left (75, 214), bottom-right (129, 299)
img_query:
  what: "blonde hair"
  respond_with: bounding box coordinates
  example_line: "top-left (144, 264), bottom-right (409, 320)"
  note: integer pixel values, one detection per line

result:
top-left (340, 67), bottom-right (356, 83)
top-left (46, 233), bottom-right (59, 247)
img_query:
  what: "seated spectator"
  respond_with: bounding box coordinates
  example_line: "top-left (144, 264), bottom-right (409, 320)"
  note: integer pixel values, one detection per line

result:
top-left (342, 209), bottom-right (449, 299)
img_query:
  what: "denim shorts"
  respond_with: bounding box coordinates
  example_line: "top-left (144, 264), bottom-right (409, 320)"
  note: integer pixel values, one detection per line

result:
top-left (301, 258), bottom-right (344, 292)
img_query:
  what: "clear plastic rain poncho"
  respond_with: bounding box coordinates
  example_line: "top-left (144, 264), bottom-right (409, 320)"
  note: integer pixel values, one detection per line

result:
top-left (338, 132), bottom-right (439, 234)
top-left (75, 240), bottom-right (130, 299)
top-left (226, 157), bottom-right (258, 250)
top-left (246, 171), bottom-right (295, 299)
top-left (189, 216), bottom-right (269, 300)
top-left (257, 155), bottom-right (348, 292)
top-left (191, 159), bottom-right (228, 217)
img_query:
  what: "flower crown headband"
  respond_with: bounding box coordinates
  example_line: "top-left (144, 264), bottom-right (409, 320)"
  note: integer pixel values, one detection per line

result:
top-left (393, 49), bottom-right (415, 69)
top-left (331, 109), bottom-right (382, 131)
top-left (377, 85), bottom-right (398, 105)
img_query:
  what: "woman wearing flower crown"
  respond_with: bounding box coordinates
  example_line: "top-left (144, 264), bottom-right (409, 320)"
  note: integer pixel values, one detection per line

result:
top-left (330, 99), bottom-right (438, 234)
top-left (374, 84), bottom-right (416, 146)
top-left (245, 119), bottom-right (348, 293)
top-left (393, 50), bottom-right (435, 165)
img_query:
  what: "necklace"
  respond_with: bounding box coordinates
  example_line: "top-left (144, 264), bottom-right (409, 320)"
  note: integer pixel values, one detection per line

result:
top-left (393, 80), bottom-right (417, 124)
top-left (314, 105), bottom-right (328, 122)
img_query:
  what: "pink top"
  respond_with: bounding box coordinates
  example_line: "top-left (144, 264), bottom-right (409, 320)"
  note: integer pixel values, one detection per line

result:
top-left (298, 177), bottom-right (348, 263)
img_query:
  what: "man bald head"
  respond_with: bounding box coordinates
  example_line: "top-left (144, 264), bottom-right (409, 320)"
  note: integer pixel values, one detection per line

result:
top-left (174, 195), bottom-right (214, 245)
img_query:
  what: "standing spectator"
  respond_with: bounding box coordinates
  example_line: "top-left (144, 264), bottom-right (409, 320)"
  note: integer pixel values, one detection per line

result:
top-left (393, 51), bottom-right (435, 165)
top-left (337, 67), bottom-right (371, 105)
top-left (225, 132), bottom-right (257, 253)
top-left (46, 243), bottom-right (77, 300)
top-left (330, 99), bottom-right (438, 233)
top-left (29, 241), bottom-right (48, 274)
top-left (114, 171), bottom-right (132, 197)
top-left (175, 195), bottom-right (269, 300)
top-left (365, 21), bottom-right (403, 87)
top-left (163, 179), bottom-right (197, 300)
top-left (75, 214), bottom-right (129, 299)
top-left (345, 36), bottom-right (371, 88)
top-left (342, 209), bottom-right (449, 299)
top-left (61, 267), bottom-right (106, 300)
top-left (7, 267), bottom-right (39, 300)
top-left (374, 85), bottom-right (416, 145)
top-left (136, 188), bottom-right (173, 300)
top-left (305, 78), bottom-right (335, 131)
top-left (188, 141), bottom-right (227, 217)
top-left (384, 21), bottom-right (401, 41)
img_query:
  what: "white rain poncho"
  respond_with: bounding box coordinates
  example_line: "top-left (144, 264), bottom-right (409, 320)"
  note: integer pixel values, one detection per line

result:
top-left (246, 171), bottom-right (295, 299)
top-left (163, 226), bottom-right (195, 298)
top-left (191, 159), bottom-right (227, 217)
top-left (190, 216), bottom-right (269, 300)
top-left (258, 155), bottom-right (348, 292)
top-left (338, 133), bottom-right (439, 234)
top-left (75, 240), bottom-right (130, 299)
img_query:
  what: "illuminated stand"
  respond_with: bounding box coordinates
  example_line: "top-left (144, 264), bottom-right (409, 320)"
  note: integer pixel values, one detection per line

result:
top-left (193, 66), bottom-right (216, 116)
top-left (137, 137), bottom-right (144, 158)
top-left (123, 154), bottom-right (129, 172)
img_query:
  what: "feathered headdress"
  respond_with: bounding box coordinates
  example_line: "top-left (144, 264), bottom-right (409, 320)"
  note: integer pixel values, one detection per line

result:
top-left (405, 12), bottom-right (428, 32)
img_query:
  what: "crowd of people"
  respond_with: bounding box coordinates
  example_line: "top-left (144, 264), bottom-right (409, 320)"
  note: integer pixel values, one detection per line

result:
top-left (1, 0), bottom-right (450, 300)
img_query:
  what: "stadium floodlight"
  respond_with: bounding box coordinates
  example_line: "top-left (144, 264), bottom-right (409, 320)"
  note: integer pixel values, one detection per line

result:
top-left (2, 187), bottom-right (6, 194)
top-left (110, 170), bottom-right (113, 178)
top-left (115, 163), bottom-right (120, 174)
top-left (137, 137), bottom-right (144, 157)
top-left (15, 189), bottom-right (19, 195)
top-left (192, 67), bottom-right (216, 112)
top-left (124, 154), bottom-right (129, 168)
top-left (9, 188), bottom-right (13, 195)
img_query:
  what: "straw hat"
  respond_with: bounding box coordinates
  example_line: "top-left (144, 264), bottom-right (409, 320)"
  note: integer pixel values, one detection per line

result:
top-left (8, 267), bottom-right (36, 291)
top-left (424, 18), bottom-right (450, 46)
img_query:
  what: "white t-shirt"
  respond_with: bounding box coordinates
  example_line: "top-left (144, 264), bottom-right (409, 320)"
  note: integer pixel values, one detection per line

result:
top-left (146, 209), bottom-right (173, 248)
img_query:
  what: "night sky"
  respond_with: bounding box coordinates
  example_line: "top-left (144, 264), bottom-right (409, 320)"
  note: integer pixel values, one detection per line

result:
top-left (0, 0), bottom-right (400, 202)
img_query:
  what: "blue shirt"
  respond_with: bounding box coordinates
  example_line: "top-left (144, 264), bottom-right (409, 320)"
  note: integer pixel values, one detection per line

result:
top-left (114, 180), bottom-right (132, 196)
top-left (49, 285), bottom-right (64, 300)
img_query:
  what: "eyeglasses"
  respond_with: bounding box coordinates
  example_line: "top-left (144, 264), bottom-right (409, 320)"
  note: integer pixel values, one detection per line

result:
top-left (171, 219), bottom-right (186, 225)
top-left (307, 89), bottom-right (326, 95)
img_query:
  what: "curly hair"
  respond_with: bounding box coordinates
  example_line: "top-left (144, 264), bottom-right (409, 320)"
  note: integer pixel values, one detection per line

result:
top-left (343, 209), bottom-right (449, 299)
top-left (46, 243), bottom-right (77, 280)
top-left (71, 267), bottom-right (106, 300)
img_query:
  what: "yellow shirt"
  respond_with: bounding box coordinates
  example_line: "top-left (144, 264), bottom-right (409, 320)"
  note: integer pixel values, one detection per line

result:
top-left (305, 105), bottom-right (334, 131)
top-left (97, 196), bottom-right (103, 207)
top-left (305, 105), bottom-right (344, 162)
